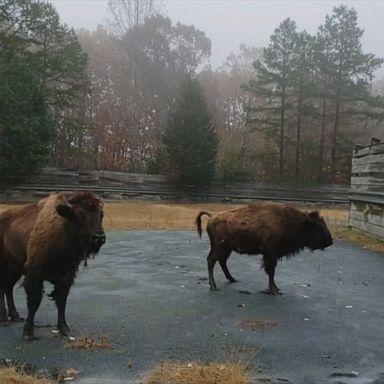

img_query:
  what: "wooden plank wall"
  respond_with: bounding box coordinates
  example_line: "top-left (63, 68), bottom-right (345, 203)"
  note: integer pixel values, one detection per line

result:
top-left (0, 167), bottom-right (349, 204)
top-left (349, 142), bottom-right (384, 239)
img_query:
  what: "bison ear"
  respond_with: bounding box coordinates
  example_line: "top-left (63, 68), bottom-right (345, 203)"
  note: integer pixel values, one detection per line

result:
top-left (56, 202), bottom-right (75, 220)
top-left (303, 211), bottom-right (320, 227)
top-left (309, 211), bottom-right (320, 220)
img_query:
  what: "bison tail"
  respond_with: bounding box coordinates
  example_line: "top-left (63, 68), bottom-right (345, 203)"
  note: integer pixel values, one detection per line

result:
top-left (195, 211), bottom-right (211, 238)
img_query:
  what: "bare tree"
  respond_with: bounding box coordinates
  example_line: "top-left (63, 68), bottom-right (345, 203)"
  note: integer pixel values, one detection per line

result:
top-left (107, 0), bottom-right (163, 36)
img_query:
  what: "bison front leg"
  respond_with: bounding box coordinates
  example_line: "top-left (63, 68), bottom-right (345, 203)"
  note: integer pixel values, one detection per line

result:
top-left (0, 264), bottom-right (9, 324)
top-left (0, 288), bottom-right (7, 325)
top-left (53, 284), bottom-right (71, 336)
top-left (263, 256), bottom-right (280, 295)
top-left (23, 274), bottom-right (43, 340)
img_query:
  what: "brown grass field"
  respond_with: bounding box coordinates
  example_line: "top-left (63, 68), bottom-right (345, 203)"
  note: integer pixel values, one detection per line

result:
top-left (1, 201), bottom-right (383, 252)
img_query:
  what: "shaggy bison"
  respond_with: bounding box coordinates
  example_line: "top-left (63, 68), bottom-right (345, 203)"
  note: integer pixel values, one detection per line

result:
top-left (0, 192), bottom-right (105, 339)
top-left (196, 204), bottom-right (333, 294)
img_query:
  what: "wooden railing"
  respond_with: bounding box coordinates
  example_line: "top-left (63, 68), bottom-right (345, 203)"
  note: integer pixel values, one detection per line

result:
top-left (0, 168), bottom-right (349, 204)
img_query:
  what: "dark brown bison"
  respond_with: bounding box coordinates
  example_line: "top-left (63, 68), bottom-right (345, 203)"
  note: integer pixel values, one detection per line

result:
top-left (196, 203), bottom-right (333, 294)
top-left (0, 192), bottom-right (105, 339)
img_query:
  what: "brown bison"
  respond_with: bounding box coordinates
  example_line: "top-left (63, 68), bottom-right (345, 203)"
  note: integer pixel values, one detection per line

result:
top-left (196, 203), bottom-right (333, 294)
top-left (0, 192), bottom-right (105, 339)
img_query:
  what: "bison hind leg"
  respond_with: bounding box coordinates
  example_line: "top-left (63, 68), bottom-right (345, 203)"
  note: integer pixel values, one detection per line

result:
top-left (262, 255), bottom-right (281, 295)
top-left (6, 269), bottom-right (22, 321)
top-left (218, 249), bottom-right (237, 283)
top-left (207, 249), bottom-right (219, 290)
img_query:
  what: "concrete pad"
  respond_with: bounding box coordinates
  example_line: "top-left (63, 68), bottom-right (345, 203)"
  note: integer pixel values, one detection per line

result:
top-left (1, 230), bottom-right (383, 384)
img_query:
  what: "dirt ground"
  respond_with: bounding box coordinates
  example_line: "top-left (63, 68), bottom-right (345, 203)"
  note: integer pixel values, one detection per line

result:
top-left (1, 229), bottom-right (384, 384)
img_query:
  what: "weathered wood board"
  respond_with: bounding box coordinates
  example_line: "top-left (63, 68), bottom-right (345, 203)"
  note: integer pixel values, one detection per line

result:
top-left (349, 142), bottom-right (384, 240)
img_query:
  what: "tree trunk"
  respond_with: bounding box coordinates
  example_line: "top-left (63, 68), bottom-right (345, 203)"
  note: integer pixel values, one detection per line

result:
top-left (318, 86), bottom-right (327, 183)
top-left (279, 82), bottom-right (286, 179)
top-left (295, 73), bottom-right (303, 179)
top-left (330, 92), bottom-right (340, 184)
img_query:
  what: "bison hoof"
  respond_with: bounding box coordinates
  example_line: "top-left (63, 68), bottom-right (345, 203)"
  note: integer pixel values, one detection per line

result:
top-left (261, 288), bottom-right (281, 295)
top-left (11, 316), bottom-right (24, 323)
top-left (229, 278), bottom-right (238, 284)
top-left (0, 312), bottom-right (8, 324)
top-left (9, 313), bottom-right (23, 322)
top-left (0, 320), bottom-right (10, 327)
top-left (23, 331), bottom-right (37, 341)
top-left (58, 325), bottom-right (70, 336)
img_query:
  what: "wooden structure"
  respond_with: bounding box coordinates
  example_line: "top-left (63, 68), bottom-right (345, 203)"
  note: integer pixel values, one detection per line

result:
top-left (0, 168), bottom-right (349, 204)
top-left (349, 140), bottom-right (384, 239)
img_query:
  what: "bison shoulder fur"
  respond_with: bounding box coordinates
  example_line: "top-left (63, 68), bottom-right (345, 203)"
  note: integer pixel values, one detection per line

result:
top-left (0, 191), bottom-right (105, 339)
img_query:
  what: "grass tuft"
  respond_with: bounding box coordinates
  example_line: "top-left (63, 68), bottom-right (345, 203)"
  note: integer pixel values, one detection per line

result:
top-left (144, 361), bottom-right (253, 384)
top-left (0, 367), bottom-right (55, 384)
top-left (239, 319), bottom-right (278, 331)
top-left (65, 335), bottom-right (111, 350)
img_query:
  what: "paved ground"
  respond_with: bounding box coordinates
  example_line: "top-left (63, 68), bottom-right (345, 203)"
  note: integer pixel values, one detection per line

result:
top-left (1, 230), bottom-right (384, 384)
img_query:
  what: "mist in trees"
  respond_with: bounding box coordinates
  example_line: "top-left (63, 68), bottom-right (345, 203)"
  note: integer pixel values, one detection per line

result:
top-left (1, 1), bottom-right (383, 185)
top-left (65, 2), bottom-right (211, 173)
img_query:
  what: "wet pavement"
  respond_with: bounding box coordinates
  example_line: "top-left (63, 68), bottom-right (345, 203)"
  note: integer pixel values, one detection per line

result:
top-left (1, 230), bottom-right (384, 384)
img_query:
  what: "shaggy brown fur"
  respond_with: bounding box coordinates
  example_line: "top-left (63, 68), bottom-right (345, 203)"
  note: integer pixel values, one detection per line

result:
top-left (0, 192), bottom-right (105, 339)
top-left (196, 203), bottom-right (333, 294)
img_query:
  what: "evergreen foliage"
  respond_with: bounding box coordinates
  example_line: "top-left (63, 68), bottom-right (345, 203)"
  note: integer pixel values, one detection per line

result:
top-left (0, 0), bottom-right (87, 180)
top-left (162, 77), bottom-right (218, 185)
top-left (244, 6), bottom-right (384, 183)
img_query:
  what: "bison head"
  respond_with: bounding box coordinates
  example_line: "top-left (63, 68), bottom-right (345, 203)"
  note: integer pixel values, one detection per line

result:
top-left (56, 192), bottom-right (106, 254)
top-left (302, 211), bottom-right (333, 251)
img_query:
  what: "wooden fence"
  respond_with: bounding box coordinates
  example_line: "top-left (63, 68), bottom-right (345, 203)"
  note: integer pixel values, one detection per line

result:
top-left (349, 141), bottom-right (384, 239)
top-left (0, 168), bottom-right (349, 204)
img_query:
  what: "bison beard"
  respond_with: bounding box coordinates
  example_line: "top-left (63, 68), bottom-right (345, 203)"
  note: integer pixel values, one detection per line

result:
top-left (195, 204), bottom-right (333, 294)
top-left (0, 192), bottom-right (105, 340)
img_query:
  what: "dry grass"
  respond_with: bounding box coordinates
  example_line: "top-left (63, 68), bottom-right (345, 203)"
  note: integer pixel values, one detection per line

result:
top-left (0, 201), bottom-right (348, 231)
top-left (65, 336), bottom-right (111, 350)
top-left (239, 320), bottom-right (278, 331)
top-left (334, 227), bottom-right (384, 253)
top-left (103, 202), bottom-right (351, 231)
top-left (0, 367), bottom-right (55, 384)
top-left (144, 361), bottom-right (253, 384)
top-left (1, 200), bottom-right (382, 253)
top-left (102, 201), bottom-right (241, 230)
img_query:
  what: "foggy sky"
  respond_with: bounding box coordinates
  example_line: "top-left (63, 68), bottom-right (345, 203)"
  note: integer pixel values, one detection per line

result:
top-left (50, 0), bottom-right (384, 76)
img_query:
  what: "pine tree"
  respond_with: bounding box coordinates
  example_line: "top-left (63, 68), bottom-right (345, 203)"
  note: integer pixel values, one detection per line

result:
top-left (0, 47), bottom-right (54, 181)
top-left (162, 77), bottom-right (217, 185)
top-left (317, 5), bottom-right (384, 183)
top-left (0, 0), bottom-right (87, 180)
top-left (244, 18), bottom-right (297, 179)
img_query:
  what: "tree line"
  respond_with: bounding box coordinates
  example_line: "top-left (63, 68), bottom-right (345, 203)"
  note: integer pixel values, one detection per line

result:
top-left (1, 0), bottom-right (383, 185)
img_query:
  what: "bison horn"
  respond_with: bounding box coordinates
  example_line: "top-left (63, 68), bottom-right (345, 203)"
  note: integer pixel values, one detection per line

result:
top-left (56, 193), bottom-right (75, 220)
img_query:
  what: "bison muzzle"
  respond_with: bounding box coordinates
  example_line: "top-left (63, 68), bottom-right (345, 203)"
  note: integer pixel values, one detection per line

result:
top-left (0, 192), bottom-right (105, 339)
top-left (195, 203), bottom-right (333, 294)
